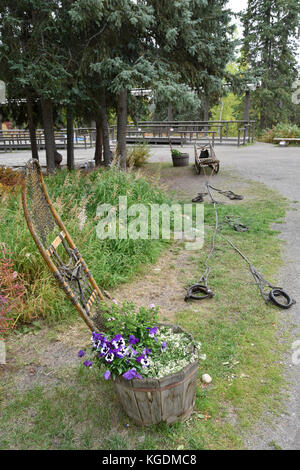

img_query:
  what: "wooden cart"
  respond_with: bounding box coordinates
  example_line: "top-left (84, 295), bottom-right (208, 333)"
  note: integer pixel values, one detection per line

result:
top-left (194, 143), bottom-right (220, 175)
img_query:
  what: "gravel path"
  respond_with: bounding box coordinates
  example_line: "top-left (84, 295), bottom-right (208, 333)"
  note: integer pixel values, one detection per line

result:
top-left (1, 142), bottom-right (299, 449)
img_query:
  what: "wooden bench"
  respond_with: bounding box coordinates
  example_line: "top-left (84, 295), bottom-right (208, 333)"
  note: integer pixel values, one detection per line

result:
top-left (273, 137), bottom-right (300, 146)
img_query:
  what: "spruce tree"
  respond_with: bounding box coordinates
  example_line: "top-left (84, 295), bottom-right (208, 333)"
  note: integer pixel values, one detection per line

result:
top-left (240, 0), bottom-right (300, 129)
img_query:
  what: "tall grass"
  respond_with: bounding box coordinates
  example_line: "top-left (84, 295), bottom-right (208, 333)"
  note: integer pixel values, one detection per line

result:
top-left (126, 143), bottom-right (151, 168)
top-left (0, 166), bottom-right (170, 325)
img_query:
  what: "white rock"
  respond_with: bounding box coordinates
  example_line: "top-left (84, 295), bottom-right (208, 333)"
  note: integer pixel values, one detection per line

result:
top-left (201, 373), bottom-right (212, 384)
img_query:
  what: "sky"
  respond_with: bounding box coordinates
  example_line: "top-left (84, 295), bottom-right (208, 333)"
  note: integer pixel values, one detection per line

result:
top-left (228, 0), bottom-right (248, 38)
top-left (228, 0), bottom-right (248, 14)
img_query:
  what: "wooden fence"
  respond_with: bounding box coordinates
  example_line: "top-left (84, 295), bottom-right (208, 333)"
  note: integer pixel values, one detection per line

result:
top-left (0, 120), bottom-right (255, 151)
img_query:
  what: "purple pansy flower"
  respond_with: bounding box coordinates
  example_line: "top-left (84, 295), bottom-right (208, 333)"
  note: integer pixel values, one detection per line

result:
top-left (92, 331), bottom-right (103, 341)
top-left (104, 370), bottom-right (111, 380)
top-left (78, 350), bottom-right (85, 358)
top-left (123, 368), bottom-right (142, 380)
top-left (91, 332), bottom-right (105, 349)
top-left (161, 341), bottom-right (167, 352)
top-left (105, 352), bottom-right (115, 363)
top-left (147, 326), bottom-right (158, 338)
top-left (111, 334), bottom-right (125, 350)
top-left (143, 347), bottom-right (152, 355)
top-left (129, 335), bottom-right (139, 345)
top-left (125, 346), bottom-right (138, 358)
top-left (136, 354), bottom-right (150, 367)
top-left (83, 360), bottom-right (92, 368)
top-left (100, 343), bottom-right (110, 356)
top-left (115, 347), bottom-right (126, 358)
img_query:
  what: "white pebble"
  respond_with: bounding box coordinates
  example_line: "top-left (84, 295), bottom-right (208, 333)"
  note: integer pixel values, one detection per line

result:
top-left (201, 373), bottom-right (212, 384)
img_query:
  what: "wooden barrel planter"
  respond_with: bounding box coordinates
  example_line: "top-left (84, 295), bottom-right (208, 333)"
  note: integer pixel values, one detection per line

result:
top-left (171, 152), bottom-right (189, 167)
top-left (114, 325), bottom-right (198, 426)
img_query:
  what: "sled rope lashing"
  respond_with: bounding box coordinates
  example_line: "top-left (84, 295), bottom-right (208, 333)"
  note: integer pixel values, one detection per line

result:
top-left (22, 159), bottom-right (107, 332)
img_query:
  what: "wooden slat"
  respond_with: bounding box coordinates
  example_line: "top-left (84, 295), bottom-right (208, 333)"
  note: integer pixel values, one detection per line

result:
top-left (46, 231), bottom-right (66, 257)
top-left (86, 289), bottom-right (98, 311)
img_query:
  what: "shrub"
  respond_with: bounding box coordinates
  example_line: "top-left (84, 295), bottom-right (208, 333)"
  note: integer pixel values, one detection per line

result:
top-left (0, 246), bottom-right (26, 334)
top-left (0, 167), bottom-right (24, 188)
top-left (260, 123), bottom-right (300, 143)
top-left (126, 143), bottom-right (150, 167)
top-left (171, 149), bottom-right (184, 157)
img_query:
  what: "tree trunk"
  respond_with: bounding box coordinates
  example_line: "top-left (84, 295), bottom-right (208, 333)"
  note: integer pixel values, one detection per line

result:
top-left (203, 95), bottom-right (209, 136)
top-left (243, 90), bottom-right (251, 122)
top-left (26, 95), bottom-right (39, 160)
top-left (99, 91), bottom-right (111, 166)
top-left (40, 98), bottom-right (55, 173)
top-left (167, 104), bottom-right (173, 122)
top-left (94, 118), bottom-right (103, 166)
top-left (116, 89), bottom-right (128, 170)
top-left (66, 106), bottom-right (74, 171)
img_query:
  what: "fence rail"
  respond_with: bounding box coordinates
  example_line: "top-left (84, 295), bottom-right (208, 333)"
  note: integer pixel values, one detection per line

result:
top-left (0, 120), bottom-right (255, 152)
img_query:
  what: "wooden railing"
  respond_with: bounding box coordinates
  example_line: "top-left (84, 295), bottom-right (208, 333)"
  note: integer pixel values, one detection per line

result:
top-left (0, 128), bottom-right (95, 152)
top-left (0, 120), bottom-right (255, 151)
top-left (110, 120), bottom-right (255, 146)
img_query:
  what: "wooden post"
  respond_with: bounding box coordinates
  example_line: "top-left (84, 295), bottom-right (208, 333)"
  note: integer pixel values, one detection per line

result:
top-left (66, 106), bottom-right (74, 171)
top-left (244, 90), bottom-right (251, 123)
top-left (40, 98), bottom-right (56, 173)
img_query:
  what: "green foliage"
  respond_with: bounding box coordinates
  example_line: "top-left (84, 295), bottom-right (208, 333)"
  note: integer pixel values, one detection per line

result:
top-left (80, 301), bottom-right (161, 379)
top-left (240, 0), bottom-right (300, 129)
top-left (260, 122), bottom-right (300, 143)
top-left (171, 149), bottom-right (184, 157)
top-left (103, 301), bottom-right (159, 340)
top-left (0, 0), bottom-right (236, 142)
top-left (126, 143), bottom-right (151, 168)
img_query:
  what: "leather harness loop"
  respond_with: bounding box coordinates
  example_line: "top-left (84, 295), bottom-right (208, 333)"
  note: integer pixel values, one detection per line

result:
top-left (185, 284), bottom-right (214, 301)
top-left (269, 288), bottom-right (296, 309)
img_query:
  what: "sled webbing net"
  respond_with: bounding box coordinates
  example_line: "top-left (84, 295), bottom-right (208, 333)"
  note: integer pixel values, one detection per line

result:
top-left (22, 159), bottom-right (106, 332)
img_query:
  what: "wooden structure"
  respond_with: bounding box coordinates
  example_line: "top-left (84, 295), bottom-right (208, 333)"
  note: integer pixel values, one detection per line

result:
top-left (0, 120), bottom-right (255, 152)
top-left (22, 159), bottom-right (107, 332)
top-left (0, 128), bottom-right (94, 152)
top-left (273, 137), bottom-right (300, 146)
top-left (194, 143), bottom-right (220, 175)
top-left (114, 324), bottom-right (198, 426)
top-left (111, 120), bottom-right (255, 147)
